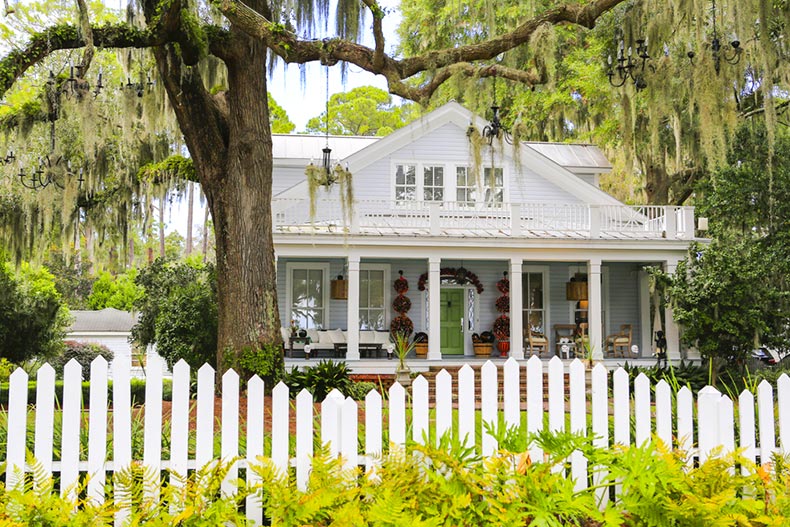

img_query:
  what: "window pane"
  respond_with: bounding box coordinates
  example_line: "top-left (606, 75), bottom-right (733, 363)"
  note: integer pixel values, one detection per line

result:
top-left (360, 273), bottom-right (370, 308)
top-left (528, 311), bottom-right (543, 333)
top-left (369, 271), bottom-right (384, 305)
top-left (528, 273), bottom-right (543, 309)
top-left (405, 165), bottom-right (415, 184)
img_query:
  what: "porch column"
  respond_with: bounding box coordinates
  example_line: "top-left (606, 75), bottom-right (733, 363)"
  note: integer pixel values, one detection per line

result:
top-left (664, 258), bottom-right (682, 361)
top-left (427, 256), bottom-right (442, 360)
top-left (509, 259), bottom-right (525, 359)
top-left (587, 259), bottom-right (603, 361)
top-left (638, 269), bottom-right (651, 357)
top-left (346, 255), bottom-right (361, 361)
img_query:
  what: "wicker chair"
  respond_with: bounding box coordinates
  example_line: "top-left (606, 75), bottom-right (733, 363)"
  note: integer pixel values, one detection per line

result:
top-left (526, 327), bottom-right (549, 356)
top-left (605, 324), bottom-right (633, 358)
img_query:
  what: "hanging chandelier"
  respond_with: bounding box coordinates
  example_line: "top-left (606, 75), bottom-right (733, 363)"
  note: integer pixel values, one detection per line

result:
top-left (687, 0), bottom-right (741, 74)
top-left (606, 35), bottom-right (651, 91)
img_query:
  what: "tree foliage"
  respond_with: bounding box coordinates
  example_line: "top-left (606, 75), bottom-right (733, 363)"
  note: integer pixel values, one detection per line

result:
top-left (305, 86), bottom-right (418, 136)
top-left (86, 269), bottom-right (143, 311)
top-left (131, 258), bottom-right (218, 369)
top-left (0, 257), bottom-right (70, 363)
top-left (663, 125), bottom-right (790, 370)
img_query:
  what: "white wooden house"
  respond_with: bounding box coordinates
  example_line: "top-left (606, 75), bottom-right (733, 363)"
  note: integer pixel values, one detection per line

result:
top-left (272, 102), bottom-right (697, 362)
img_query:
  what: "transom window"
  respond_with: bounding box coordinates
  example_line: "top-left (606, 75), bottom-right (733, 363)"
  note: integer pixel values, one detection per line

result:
top-left (423, 166), bottom-right (444, 201)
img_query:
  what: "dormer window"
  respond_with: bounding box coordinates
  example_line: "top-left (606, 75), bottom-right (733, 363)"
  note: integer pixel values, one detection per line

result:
top-left (394, 164), bottom-right (416, 201)
top-left (484, 167), bottom-right (504, 204)
top-left (423, 166), bottom-right (444, 201)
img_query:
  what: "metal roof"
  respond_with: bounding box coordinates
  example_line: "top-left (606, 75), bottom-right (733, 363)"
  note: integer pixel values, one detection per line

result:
top-left (523, 142), bottom-right (612, 172)
top-left (272, 134), bottom-right (378, 161)
top-left (68, 308), bottom-right (138, 333)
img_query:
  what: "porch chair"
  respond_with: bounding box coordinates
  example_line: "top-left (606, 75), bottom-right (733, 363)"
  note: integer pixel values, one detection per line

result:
top-left (605, 324), bottom-right (633, 358)
top-left (553, 324), bottom-right (577, 358)
top-left (526, 327), bottom-right (549, 356)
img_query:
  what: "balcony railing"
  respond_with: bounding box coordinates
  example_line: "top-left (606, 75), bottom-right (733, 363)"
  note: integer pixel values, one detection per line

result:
top-left (273, 199), bottom-right (696, 240)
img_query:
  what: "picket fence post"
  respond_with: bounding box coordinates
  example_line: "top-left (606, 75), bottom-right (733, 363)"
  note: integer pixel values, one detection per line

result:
top-left (457, 365), bottom-right (475, 449)
top-left (411, 376), bottom-right (429, 445)
top-left (246, 375), bottom-right (265, 525)
top-left (6, 368), bottom-right (28, 491)
top-left (481, 360), bottom-right (499, 456)
top-left (87, 356), bottom-right (109, 505)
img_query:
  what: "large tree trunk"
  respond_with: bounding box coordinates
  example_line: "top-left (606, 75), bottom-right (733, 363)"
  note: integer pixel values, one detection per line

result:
top-left (151, 13), bottom-right (284, 384)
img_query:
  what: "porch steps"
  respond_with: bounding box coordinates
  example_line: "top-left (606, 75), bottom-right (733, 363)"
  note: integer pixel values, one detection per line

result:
top-left (351, 365), bottom-right (571, 402)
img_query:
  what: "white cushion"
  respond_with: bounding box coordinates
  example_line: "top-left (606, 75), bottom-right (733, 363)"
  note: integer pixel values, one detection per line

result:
top-left (360, 331), bottom-right (376, 344)
top-left (328, 329), bottom-right (346, 344)
top-left (614, 337), bottom-right (630, 344)
top-left (374, 331), bottom-right (391, 345)
top-left (306, 329), bottom-right (320, 343)
top-left (318, 331), bottom-right (334, 345)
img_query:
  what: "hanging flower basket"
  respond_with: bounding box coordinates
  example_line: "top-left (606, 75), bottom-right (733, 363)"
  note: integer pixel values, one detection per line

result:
top-left (495, 295), bottom-right (510, 313)
top-left (392, 295), bottom-right (412, 314)
top-left (394, 271), bottom-right (409, 294)
top-left (390, 315), bottom-right (414, 339)
top-left (493, 315), bottom-right (510, 340)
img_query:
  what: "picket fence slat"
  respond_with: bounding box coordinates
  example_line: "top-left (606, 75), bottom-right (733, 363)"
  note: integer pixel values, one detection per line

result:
top-left (412, 376), bottom-right (429, 445)
top-left (548, 357), bottom-right (564, 434)
top-left (435, 370), bottom-right (452, 444)
top-left (739, 390), bottom-right (756, 470)
top-left (480, 361), bottom-right (498, 456)
top-left (365, 390), bottom-right (383, 473)
top-left (503, 358), bottom-right (520, 430)
top-left (718, 396), bottom-right (735, 463)
top-left (457, 365), bottom-right (475, 449)
top-left (568, 360), bottom-right (587, 492)
top-left (87, 357), bottom-right (109, 505)
top-left (341, 397), bottom-right (358, 471)
top-left (778, 374), bottom-right (790, 454)
top-left (388, 383), bottom-right (406, 447)
top-left (6, 368), bottom-right (28, 491)
top-left (698, 386), bottom-right (721, 463)
top-left (195, 364), bottom-right (215, 470)
top-left (590, 364), bottom-right (608, 507)
top-left (143, 355), bottom-right (163, 501)
top-left (634, 374), bottom-right (651, 446)
top-left (526, 356), bottom-right (542, 461)
top-left (296, 389), bottom-right (313, 491)
top-left (655, 380), bottom-right (672, 447)
top-left (677, 387), bottom-right (694, 465)
top-left (613, 368), bottom-right (629, 446)
top-left (221, 370), bottom-right (240, 497)
top-left (271, 382), bottom-right (290, 474)
top-left (34, 364), bottom-right (55, 479)
top-left (112, 353), bottom-right (132, 527)
top-left (8, 358), bottom-right (790, 518)
top-left (246, 376), bottom-right (265, 526)
top-left (170, 361), bottom-right (190, 488)
top-left (757, 380), bottom-right (776, 464)
top-left (61, 359), bottom-right (82, 500)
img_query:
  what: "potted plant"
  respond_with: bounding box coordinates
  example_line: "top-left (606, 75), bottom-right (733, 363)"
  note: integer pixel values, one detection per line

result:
top-left (413, 332), bottom-right (428, 356)
top-left (392, 332), bottom-right (415, 388)
top-left (493, 315), bottom-right (510, 356)
top-left (472, 331), bottom-right (494, 357)
top-left (494, 272), bottom-right (510, 356)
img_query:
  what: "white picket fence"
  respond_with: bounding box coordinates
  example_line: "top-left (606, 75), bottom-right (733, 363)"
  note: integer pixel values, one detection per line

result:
top-left (3, 355), bottom-right (790, 524)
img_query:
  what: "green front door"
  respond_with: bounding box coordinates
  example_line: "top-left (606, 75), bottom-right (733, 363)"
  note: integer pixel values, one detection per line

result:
top-left (440, 289), bottom-right (465, 355)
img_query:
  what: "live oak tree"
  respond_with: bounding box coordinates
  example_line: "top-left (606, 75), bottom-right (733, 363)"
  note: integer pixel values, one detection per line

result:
top-left (6, 0), bottom-right (784, 381)
top-left (399, 0), bottom-right (790, 206)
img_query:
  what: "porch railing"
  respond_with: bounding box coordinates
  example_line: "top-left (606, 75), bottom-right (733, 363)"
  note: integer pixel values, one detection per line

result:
top-left (273, 199), bottom-right (696, 239)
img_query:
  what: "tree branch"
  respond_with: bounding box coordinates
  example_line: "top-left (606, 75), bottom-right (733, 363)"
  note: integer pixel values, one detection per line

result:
top-left (74, 0), bottom-right (94, 76)
top-left (218, 0), bottom-right (626, 103)
top-left (360, 0), bottom-right (385, 70)
top-left (0, 24), bottom-right (157, 98)
top-left (740, 99), bottom-right (790, 119)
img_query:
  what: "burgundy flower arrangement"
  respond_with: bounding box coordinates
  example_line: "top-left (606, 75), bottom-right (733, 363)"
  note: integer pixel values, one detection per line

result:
top-left (494, 271), bottom-right (510, 341)
top-left (390, 270), bottom-right (414, 338)
top-left (417, 267), bottom-right (484, 294)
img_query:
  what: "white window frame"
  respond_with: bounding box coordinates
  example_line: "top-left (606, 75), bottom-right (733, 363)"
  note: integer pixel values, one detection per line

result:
top-left (285, 262), bottom-right (331, 330)
top-left (422, 165), bottom-right (445, 202)
top-left (359, 264), bottom-right (391, 330)
top-left (522, 265), bottom-right (550, 335)
top-left (393, 162), bottom-right (418, 203)
top-left (451, 164), bottom-right (508, 207)
top-left (391, 160), bottom-right (449, 204)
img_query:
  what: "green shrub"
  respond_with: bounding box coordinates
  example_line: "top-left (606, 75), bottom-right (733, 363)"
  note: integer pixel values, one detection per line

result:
top-left (0, 378), bottom-right (172, 406)
top-left (50, 340), bottom-right (114, 379)
top-left (285, 360), bottom-right (356, 400)
top-left (0, 357), bottom-right (13, 382)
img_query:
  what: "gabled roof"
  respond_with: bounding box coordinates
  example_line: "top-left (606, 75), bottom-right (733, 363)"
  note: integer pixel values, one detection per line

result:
top-left (341, 101), bottom-right (622, 206)
top-left (68, 308), bottom-right (138, 333)
top-left (272, 134), bottom-right (377, 167)
top-left (524, 142), bottom-right (612, 174)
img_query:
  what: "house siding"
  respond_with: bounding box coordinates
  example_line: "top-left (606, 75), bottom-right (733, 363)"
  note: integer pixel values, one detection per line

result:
top-left (605, 262), bottom-right (642, 354)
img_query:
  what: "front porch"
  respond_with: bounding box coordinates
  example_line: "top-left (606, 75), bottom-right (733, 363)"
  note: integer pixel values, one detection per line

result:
top-left (276, 249), bottom-right (689, 363)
